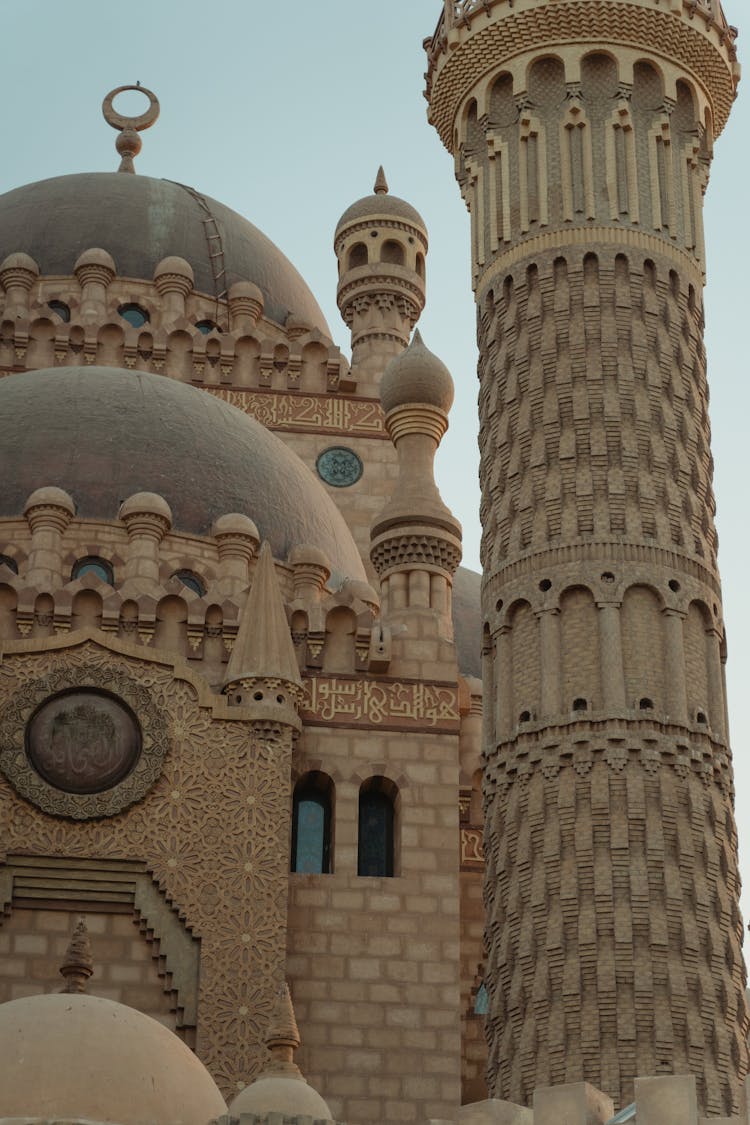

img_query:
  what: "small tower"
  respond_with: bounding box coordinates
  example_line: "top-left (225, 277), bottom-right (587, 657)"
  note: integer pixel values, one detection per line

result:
top-left (370, 331), bottom-right (462, 674)
top-left (335, 168), bottom-right (428, 394)
top-left (224, 541), bottom-right (303, 732)
top-left (59, 917), bottom-right (93, 994)
top-left (425, 0), bottom-right (745, 1114)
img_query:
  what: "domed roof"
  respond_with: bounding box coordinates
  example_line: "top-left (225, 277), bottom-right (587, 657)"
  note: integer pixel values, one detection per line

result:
top-left (453, 566), bottom-right (482, 679)
top-left (380, 330), bottom-right (454, 414)
top-left (0, 173), bottom-right (331, 335)
top-left (335, 168), bottom-right (426, 238)
top-left (230, 1074), bottom-right (333, 1120)
top-left (0, 367), bottom-right (365, 582)
top-left (0, 992), bottom-right (227, 1125)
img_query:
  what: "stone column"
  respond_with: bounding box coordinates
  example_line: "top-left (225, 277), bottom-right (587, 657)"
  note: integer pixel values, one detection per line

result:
top-left (597, 600), bottom-right (626, 710)
top-left (119, 492), bottom-right (172, 593)
top-left (537, 607), bottom-right (561, 719)
top-left (494, 625), bottom-right (512, 741)
top-left (705, 625), bottom-right (726, 742)
top-left (24, 487), bottom-right (75, 589)
top-left (662, 608), bottom-right (688, 725)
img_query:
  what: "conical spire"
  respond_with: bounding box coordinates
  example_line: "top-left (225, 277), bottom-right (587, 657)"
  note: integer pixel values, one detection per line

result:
top-left (59, 917), bottom-right (93, 994)
top-left (373, 165), bottom-right (389, 195)
top-left (266, 981), bottom-right (302, 1072)
top-left (224, 541), bottom-right (301, 689)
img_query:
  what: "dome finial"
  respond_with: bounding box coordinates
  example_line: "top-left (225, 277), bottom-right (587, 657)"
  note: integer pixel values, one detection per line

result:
top-left (102, 84), bottom-right (160, 173)
top-left (374, 165), bottom-right (389, 195)
top-left (267, 981), bottom-right (302, 1071)
top-left (59, 917), bottom-right (94, 994)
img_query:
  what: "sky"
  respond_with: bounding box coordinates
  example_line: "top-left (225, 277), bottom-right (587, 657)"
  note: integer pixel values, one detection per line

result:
top-left (3, 1), bottom-right (750, 895)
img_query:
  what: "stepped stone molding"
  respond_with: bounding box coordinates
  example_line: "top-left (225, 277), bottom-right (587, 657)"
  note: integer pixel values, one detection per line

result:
top-left (0, 854), bottom-right (199, 1028)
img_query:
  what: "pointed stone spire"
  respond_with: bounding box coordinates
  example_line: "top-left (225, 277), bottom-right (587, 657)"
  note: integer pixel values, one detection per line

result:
top-left (373, 165), bottom-right (389, 195)
top-left (266, 981), bottom-right (302, 1075)
top-left (59, 917), bottom-right (93, 994)
top-left (225, 541), bottom-right (301, 688)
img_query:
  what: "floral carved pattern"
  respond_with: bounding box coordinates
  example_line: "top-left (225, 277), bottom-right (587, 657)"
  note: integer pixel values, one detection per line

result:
top-left (0, 640), bottom-right (291, 1098)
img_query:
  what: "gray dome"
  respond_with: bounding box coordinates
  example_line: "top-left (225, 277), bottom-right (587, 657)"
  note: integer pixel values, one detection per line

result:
top-left (453, 566), bottom-right (481, 679)
top-left (0, 367), bottom-right (365, 582)
top-left (0, 173), bottom-right (331, 335)
top-left (335, 192), bottom-right (426, 237)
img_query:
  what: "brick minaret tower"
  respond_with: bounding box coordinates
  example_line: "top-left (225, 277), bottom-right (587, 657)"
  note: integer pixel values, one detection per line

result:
top-left (425, 0), bottom-right (746, 1115)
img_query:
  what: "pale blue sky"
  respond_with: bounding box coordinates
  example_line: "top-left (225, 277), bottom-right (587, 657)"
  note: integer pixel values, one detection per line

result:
top-left (4, 1), bottom-right (750, 892)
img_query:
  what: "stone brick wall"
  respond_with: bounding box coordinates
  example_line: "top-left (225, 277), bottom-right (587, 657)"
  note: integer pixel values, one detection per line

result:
top-left (287, 724), bottom-right (462, 1124)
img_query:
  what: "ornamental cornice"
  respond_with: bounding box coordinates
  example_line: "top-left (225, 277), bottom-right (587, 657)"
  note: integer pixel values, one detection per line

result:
top-left (334, 217), bottom-right (429, 253)
top-left (482, 537), bottom-right (722, 603)
top-left (484, 719), bottom-right (733, 791)
top-left (427, 0), bottom-right (737, 147)
top-left (473, 224), bottom-right (706, 294)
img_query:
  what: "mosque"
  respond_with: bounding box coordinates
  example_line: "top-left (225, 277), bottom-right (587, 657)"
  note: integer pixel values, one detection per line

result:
top-left (0, 1), bottom-right (745, 1123)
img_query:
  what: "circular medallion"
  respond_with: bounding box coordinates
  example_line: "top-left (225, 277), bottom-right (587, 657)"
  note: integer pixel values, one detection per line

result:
top-left (0, 663), bottom-right (170, 820)
top-left (26, 690), bottom-right (141, 795)
top-left (316, 447), bottom-right (363, 488)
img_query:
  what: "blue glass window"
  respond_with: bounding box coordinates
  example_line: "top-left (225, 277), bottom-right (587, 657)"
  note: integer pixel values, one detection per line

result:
top-left (196, 320), bottom-right (219, 335)
top-left (358, 780), bottom-right (395, 877)
top-left (48, 300), bottom-right (70, 323)
top-left (118, 303), bottom-right (149, 328)
top-left (292, 774), bottom-right (332, 874)
top-left (0, 554), bottom-right (18, 575)
top-left (474, 982), bottom-right (489, 1015)
top-left (71, 557), bottom-right (113, 585)
top-left (173, 570), bottom-right (205, 597)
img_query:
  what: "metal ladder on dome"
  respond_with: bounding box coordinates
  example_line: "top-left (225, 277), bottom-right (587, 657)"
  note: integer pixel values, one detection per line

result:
top-left (167, 181), bottom-right (229, 330)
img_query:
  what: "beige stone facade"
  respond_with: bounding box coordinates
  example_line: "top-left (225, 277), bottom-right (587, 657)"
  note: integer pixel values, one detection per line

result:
top-left (0, 0), bottom-right (745, 1121)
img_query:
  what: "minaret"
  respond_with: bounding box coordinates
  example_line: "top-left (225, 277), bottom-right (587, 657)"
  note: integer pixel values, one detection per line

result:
top-left (335, 169), bottom-right (428, 395)
top-left (425, 0), bottom-right (745, 1116)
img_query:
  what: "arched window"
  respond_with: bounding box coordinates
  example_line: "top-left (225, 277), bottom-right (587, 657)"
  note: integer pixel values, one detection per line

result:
top-left (381, 239), bottom-right (405, 266)
top-left (474, 981), bottom-right (489, 1015)
top-left (172, 569), bottom-right (206, 597)
top-left (291, 772), bottom-right (333, 874)
top-left (118, 303), bottom-right (149, 328)
top-left (0, 554), bottom-right (18, 575)
top-left (71, 556), bottom-right (114, 585)
top-left (358, 777), bottom-right (395, 877)
top-left (348, 243), bottom-right (368, 270)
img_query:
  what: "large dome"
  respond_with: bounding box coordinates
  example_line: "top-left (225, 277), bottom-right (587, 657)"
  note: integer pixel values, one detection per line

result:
top-left (0, 992), bottom-right (227, 1125)
top-left (0, 173), bottom-right (331, 335)
top-left (0, 367), bottom-right (365, 581)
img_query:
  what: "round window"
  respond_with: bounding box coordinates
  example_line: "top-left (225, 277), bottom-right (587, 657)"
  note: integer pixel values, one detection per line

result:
top-left (316, 447), bottom-right (363, 488)
top-left (26, 689), bottom-right (141, 795)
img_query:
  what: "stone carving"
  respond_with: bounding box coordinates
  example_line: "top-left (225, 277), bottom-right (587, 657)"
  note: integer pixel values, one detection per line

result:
top-left (315, 447), bottom-right (363, 488)
top-left (206, 387), bottom-right (386, 437)
top-left (0, 663), bottom-right (167, 819)
top-left (301, 675), bottom-right (460, 730)
top-left (460, 827), bottom-right (484, 869)
top-left (0, 640), bottom-right (290, 1097)
top-left (27, 690), bottom-right (141, 795)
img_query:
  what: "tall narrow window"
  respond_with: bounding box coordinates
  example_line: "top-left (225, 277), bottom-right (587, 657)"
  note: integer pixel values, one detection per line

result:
top-left (291, 772), bottom-right (333, 874)
top-left (358, 777), bottom-right (395, 877)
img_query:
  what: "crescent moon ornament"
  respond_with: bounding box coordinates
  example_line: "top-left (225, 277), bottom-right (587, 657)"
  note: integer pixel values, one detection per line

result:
top-left (101, 85), bottom-right (160, 173)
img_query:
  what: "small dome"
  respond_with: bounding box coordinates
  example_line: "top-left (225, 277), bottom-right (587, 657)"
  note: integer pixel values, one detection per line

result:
top-left (24, 486), bottom-right (75, 515)
top-left (0, 367), bottom-right (366, 583)
top-left (335, 167), bottom-right (426, 239)
top-left (0, 992), bottom-right (226, 1125)
top-left (119, 491), bottom-right (173, 524)
top-left (380, 330), bottom-right (454, 414)
top-left (0, 173), bottom-right (330, 334)
top-left (230, 1074), bottom-right (333, 1121)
